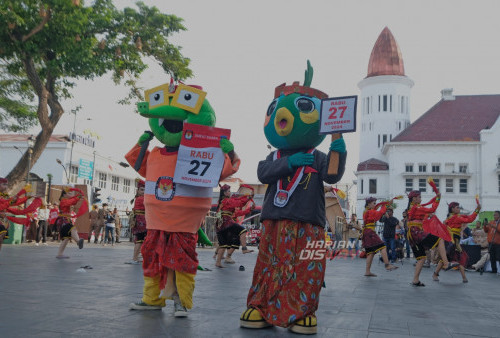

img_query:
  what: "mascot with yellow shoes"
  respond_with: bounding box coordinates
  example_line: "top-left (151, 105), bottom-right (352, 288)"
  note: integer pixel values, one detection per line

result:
top-left (239, 62), bottom-right (346, 334)
top-left (126, 81), bottom-right (240, 316)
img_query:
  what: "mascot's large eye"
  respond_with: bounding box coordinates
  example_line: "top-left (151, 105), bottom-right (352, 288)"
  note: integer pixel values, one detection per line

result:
top-left (295, 97), bottom-right (315, 113)
top-left (267, 99), bottom-right (278, 116)
top-left (148, 90), bottom-right (165, 108)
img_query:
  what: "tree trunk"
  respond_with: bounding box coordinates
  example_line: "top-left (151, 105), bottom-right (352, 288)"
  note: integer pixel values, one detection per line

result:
top-left (6, 126), bottom-right (58, 193)
top-left (6, 55), bottom-right (65, 194)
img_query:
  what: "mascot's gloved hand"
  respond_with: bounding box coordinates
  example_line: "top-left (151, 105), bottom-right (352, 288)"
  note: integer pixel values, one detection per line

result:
top-left (288, 152), bottom-right (314, 169)
top-left (138, 131), bottom-right (154, 146)
top-left (330, 135), bottom-right (346, 153)
top-left (220, 138), bottom-right (234, 154)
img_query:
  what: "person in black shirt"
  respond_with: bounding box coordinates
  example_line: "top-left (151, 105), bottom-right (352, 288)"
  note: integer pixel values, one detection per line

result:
top-left (380, 208), bottom-right (399, 264)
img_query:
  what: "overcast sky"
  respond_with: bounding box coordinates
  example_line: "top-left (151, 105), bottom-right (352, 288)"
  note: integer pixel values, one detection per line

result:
top-left (47, 0), bottom-right (500, 188)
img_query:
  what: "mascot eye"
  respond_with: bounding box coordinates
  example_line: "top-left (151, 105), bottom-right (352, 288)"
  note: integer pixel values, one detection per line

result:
top-left (176, 89), bottom-right (200, 109)
top-left (295, 98), bottom-right (314, 113)
top-left (148, 90), bottom-right (165, 107)
top-left (267, 99), bottom-right (278, 116)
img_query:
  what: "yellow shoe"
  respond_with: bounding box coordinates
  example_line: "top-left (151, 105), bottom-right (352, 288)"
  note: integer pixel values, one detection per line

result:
top-left (289, 315), bottom-right (317, 335)
top-left (240, 308), bottom-right (272, 329)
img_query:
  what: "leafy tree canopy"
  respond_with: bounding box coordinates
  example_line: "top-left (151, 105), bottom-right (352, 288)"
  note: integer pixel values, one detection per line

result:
top-left (0, 0), bottom-right (192, 190)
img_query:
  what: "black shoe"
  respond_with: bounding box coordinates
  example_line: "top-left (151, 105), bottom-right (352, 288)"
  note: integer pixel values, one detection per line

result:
top-left (78, 239), bottom-right (84, 249)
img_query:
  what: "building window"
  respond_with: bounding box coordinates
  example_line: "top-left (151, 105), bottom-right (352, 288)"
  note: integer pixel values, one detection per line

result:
top-left (418, 164), bottom-right (427, 173)
top-left (383, 95), bottom-right (388, 112)
top-left (405, 164), bottom-right (414, 173)
top-left (111, 176), bottom-right (119, 191)
top-left (98, 172), bottom-right (107, 189)
top-left (445, 163), bottom-right (454, 173)
top-left (399, 121), bottom-right (402, 130)
top-left (123, 179), bottom-right (131, 193)
top-left (434, 178), bottom-right (440, 190)
top-left (459, 179), bottom-right (468, 193)
top-left (459, 164), bottom-right (468, 173)
top-left (419, 178), bottom-right (426, 192)
top-left (401, 96), bottom-right (404, 114)
top-left (378, 95), bottom-right (381, 112)
top-left (69, 165), bottom-right (78, 183)
top-left (446, 179), bottom-right (453, 193)
top-left (498, 175), bottom-right (500, 193)
top-left (382, 134), bottom-right (387, 146)
top-left (432, 165), bottom-right (440, 173)
top-left (405, 178), bottom-right (413, 192)
top-left (390, 95), bottom-right (393, 112)
top-left (378, 135), bottom-right (380, 148)
top-left (361, 179), bottom-right (364, 194)
top-left (369, 179), bottom-right (377, 194)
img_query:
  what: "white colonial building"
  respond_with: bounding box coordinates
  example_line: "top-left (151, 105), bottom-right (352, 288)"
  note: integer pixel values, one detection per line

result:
top-left (355, 27), bottom-right (500, 221)
top-left (0, 133), bottom-right (140, 210)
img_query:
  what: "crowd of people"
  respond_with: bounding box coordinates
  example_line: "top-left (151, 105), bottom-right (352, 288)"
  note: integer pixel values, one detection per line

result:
top-left (343, 187), bottom-right (500, 283)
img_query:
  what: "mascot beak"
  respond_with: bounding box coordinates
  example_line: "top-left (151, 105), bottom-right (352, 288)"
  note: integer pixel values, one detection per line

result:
top-left (274, 107), bottom-right (294, 136)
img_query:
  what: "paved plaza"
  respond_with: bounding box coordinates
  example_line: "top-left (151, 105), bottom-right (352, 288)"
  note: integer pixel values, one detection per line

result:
top-left (0, 242), bottom-right (499, 338)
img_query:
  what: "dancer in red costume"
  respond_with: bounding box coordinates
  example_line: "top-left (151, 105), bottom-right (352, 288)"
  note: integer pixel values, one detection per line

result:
top-left (0, 177), bottom-right (42, 252)
top-left (125, 179), bottom-right (146, 265)
top-left (55, 187), bottom-right (88, 259)
top-left (407, 180), bottom-right (459, 286)
top-left (361, 197), bottom-right (399, 276)
top-left (433, 199), bottom-right (480, 283)
top-left (214, 184), bottom-right (254, 268)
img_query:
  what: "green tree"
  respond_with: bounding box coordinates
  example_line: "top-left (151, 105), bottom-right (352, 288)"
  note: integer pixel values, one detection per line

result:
top-left (0, 0), bottom-right (191, 191)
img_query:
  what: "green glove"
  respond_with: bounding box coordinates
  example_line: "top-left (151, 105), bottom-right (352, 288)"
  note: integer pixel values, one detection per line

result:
top-left (138, 131), bottom-right (154, 146)
top-left (329, 135), bottom-right (346, 153)
top-left (287, 152), bottom-right (314, 169)
top-left (219, 138), bottom-right (234, 154)
top-left (197, 228), bottom-right (213, 246)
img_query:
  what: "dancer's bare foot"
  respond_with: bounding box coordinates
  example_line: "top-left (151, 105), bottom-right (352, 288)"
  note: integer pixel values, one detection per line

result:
top-left (432, 272), bottom-right (439, 281)
top-left (56, 255), bottom-right (69, 259)
top-left (385, 264), bottom-right (398, 271)
top-left (364, 272), bottom-right (377, 277)
top-left (242, 246), bottom-right (254, 254)
top-left (215, 263), bottom-right (225, 268)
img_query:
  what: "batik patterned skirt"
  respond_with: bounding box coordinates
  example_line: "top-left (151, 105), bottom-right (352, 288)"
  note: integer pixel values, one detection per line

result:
top-left (445, 234), bottom-right (468, 267)
top-left (361, 227), bottom-right (385, 254)
top-left (247, 219), bottom-right (326, 328)
top-left (141, 229), bottom-right (198, 290)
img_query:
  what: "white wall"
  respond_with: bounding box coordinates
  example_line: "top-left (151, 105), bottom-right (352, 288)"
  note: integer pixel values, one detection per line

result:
top-left (358, 75), bottom-right (413, 163)
top-left (480, 117), bottom-right (500, 211)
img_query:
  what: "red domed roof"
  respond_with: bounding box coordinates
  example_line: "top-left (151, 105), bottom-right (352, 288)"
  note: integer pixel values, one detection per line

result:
top-left (367, 27), bottom-right (405, 78)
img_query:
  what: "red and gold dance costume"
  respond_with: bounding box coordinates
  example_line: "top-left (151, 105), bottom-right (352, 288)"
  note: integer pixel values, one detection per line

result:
top-left (126, 144), bottom-right (239, 309)
top-left (55, 188), bottom-right (87, 239)
top-left (407, 193), bottom-right (442, 260)
top-left (361, 203), bottom-right (388, 255)
top-left (0, 185), bottom-right (42, 236)
top-left (132, 181), bottom-right (147, 244)
top-left (444, 208), bottom-right (479, 267)
top-left (217, 191), bottom-right (254, 249)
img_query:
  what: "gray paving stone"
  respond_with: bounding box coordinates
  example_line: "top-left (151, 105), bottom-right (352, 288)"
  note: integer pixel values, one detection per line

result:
top-left (1, 243), bottom-right (500, 337)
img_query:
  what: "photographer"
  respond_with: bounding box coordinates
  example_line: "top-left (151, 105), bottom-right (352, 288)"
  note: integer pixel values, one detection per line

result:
top-left (380, 207), bottom-right (399, 264)
top-left (103, 207), bottom-right (116, 246)
top-left (346, 214), bottom-right (361, 256)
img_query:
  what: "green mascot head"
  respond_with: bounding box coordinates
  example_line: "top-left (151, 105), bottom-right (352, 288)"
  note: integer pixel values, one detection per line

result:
top-left (137, 82), bottom-right (216, 146)
top-left (264, 61), bottom-right (327, 150)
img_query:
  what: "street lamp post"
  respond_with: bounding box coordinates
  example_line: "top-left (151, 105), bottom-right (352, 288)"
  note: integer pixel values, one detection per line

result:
top-left (26, 135), bottom-right (35, 183)
top-left (68, 105), bottom-right (82, 183)
top-left (56, 158), bottom-right (69, 184)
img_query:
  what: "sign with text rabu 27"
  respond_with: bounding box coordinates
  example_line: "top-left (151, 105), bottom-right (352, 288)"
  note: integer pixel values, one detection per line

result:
top-left (174, 123), bottom-right (230, 188)
top-left (319, 96), bottom-right (357, 134)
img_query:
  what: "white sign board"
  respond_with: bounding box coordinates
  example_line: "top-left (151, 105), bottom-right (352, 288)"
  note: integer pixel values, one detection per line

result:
top-left (173, 123), bottom-right (231, 188)
top-left (319, 96), bottom-right (357, 134)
